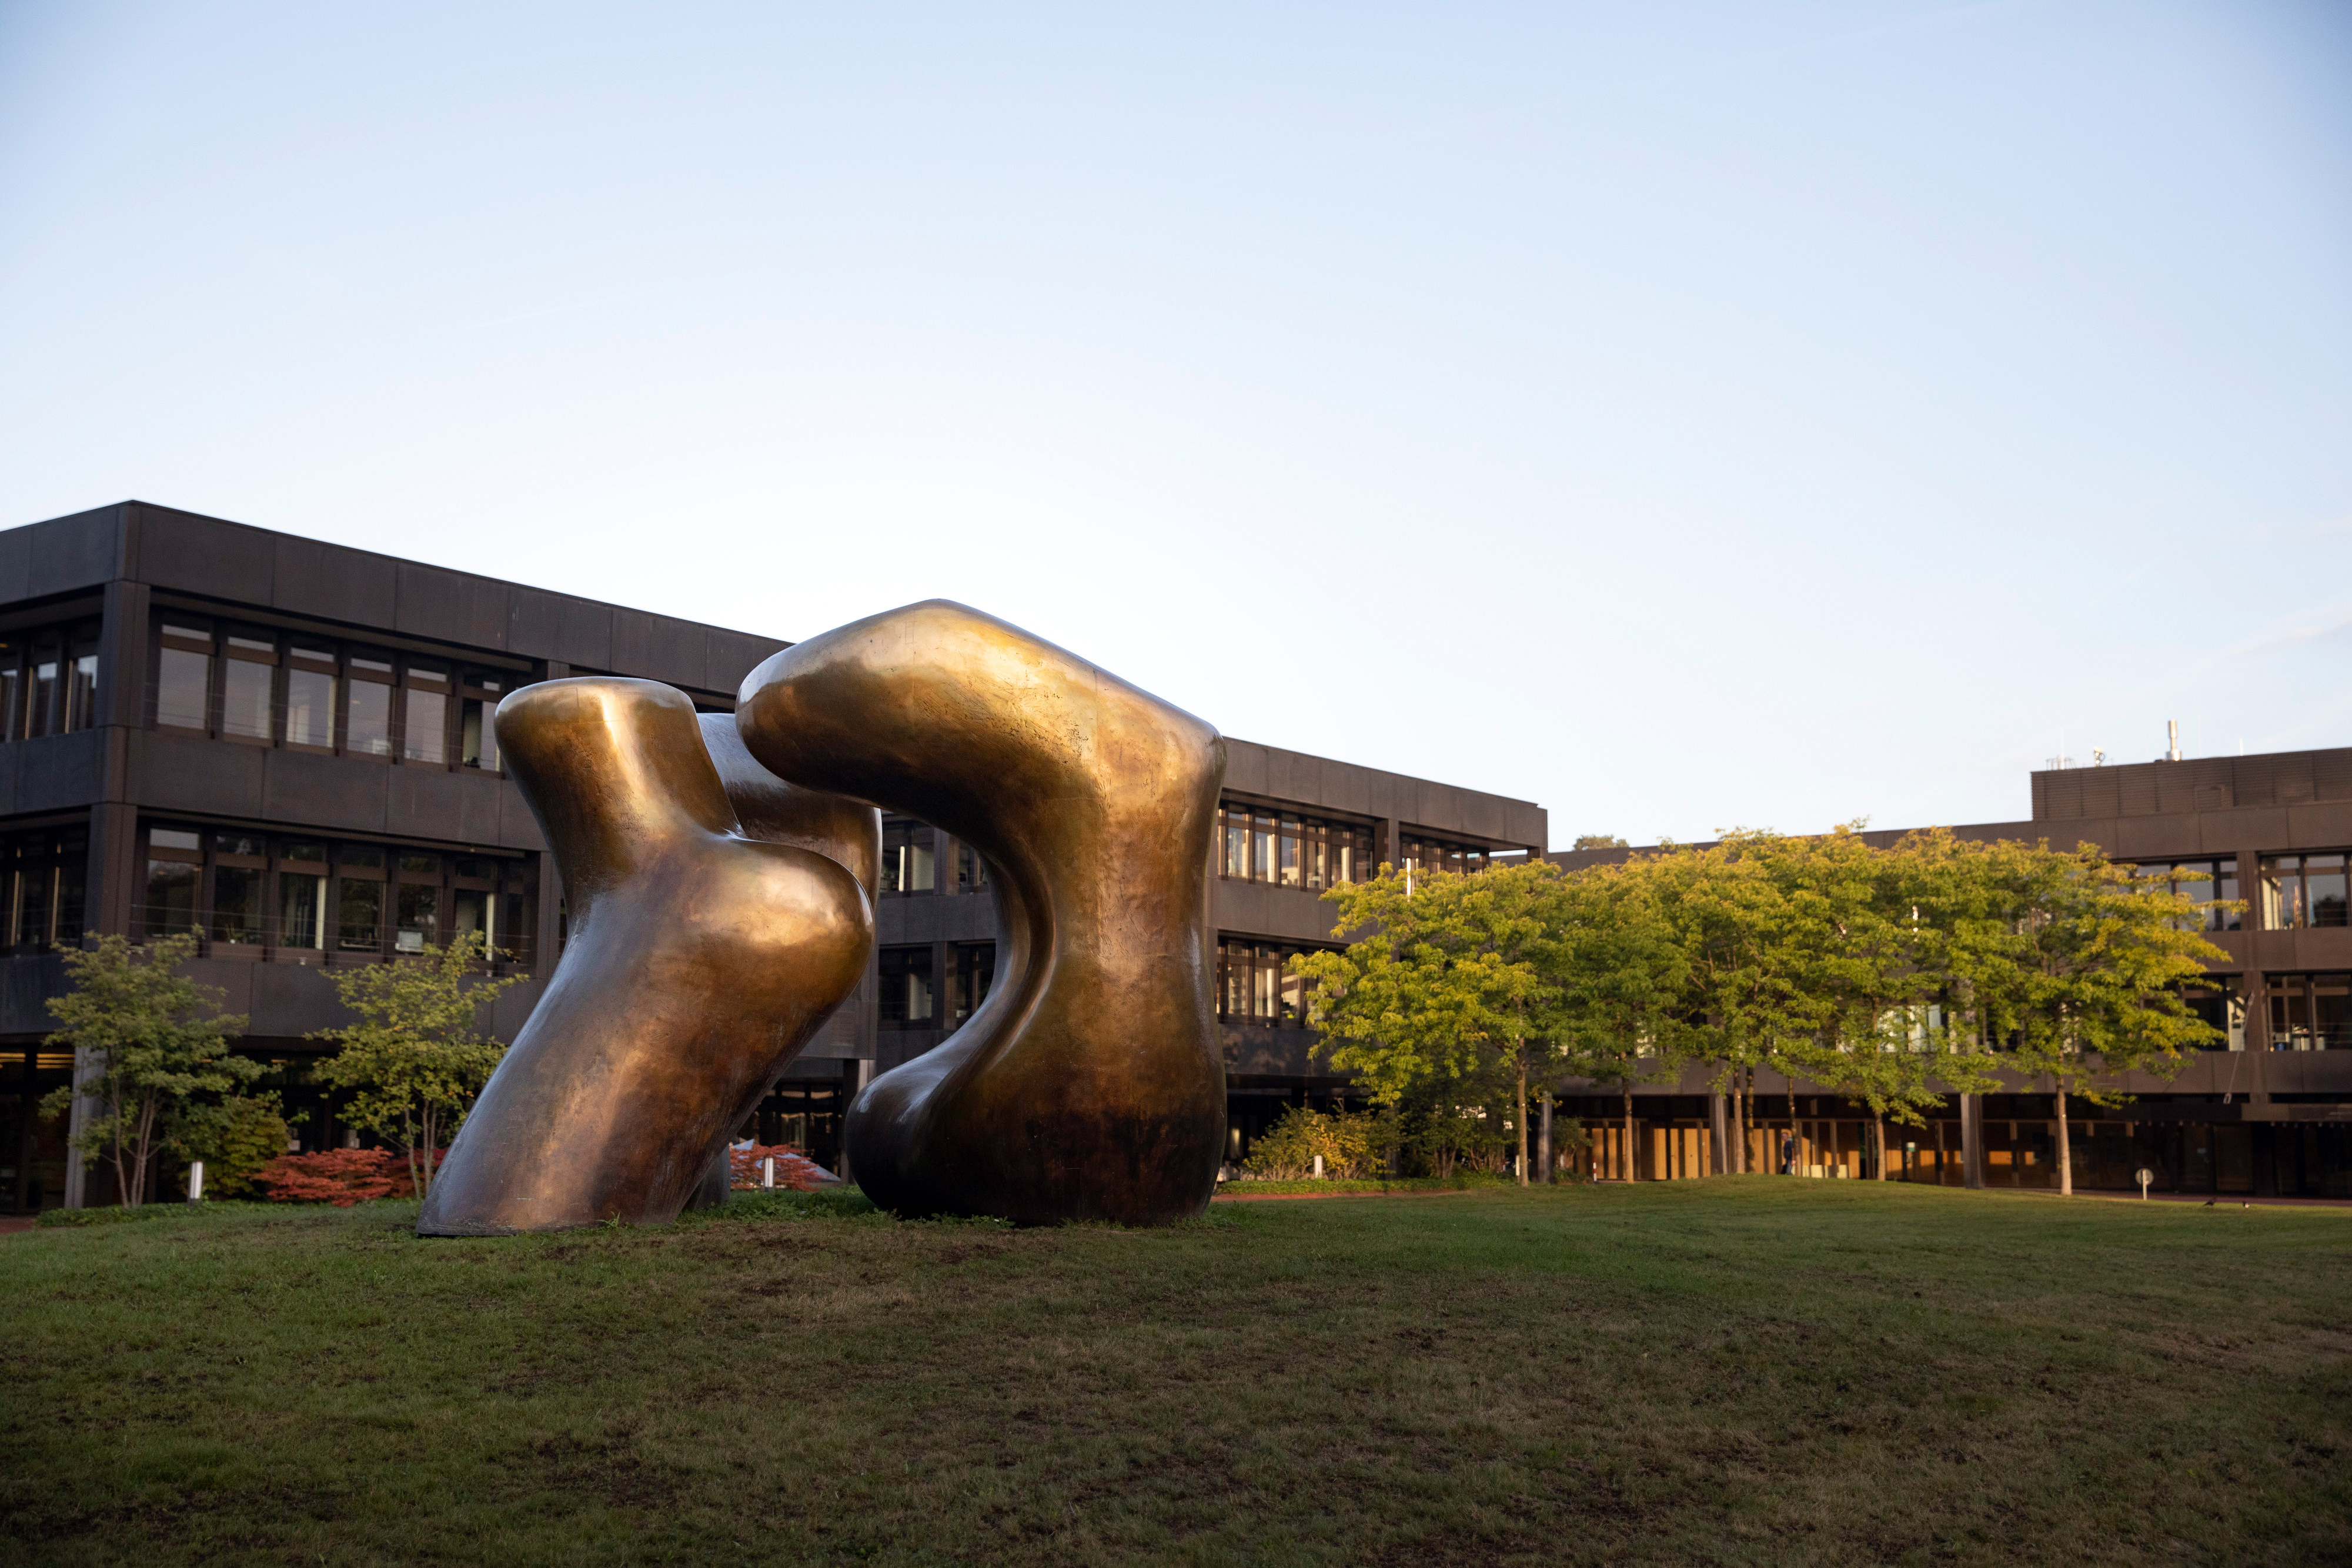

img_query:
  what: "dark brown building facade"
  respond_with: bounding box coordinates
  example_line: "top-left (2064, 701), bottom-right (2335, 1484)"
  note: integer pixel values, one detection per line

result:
top-left (1544, 752), bottom-right (2352, 1198)
top-left (0, 502), bottom-right (1547, 1208)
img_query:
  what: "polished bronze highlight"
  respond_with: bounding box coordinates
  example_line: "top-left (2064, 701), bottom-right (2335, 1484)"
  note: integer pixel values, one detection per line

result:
top-left (417, 678), bottom-right (872, 1235)
top-left (736, 600), bottom-right (1226, 1226)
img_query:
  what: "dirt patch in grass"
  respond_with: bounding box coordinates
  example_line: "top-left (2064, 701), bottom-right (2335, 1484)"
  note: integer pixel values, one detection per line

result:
top-left (1, 1180), bottom-right (2348, 1565)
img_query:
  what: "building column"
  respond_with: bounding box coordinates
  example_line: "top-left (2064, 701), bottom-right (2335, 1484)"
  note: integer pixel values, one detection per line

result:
top-left (1379, 816), bottom-right (1404, 875)
top-left (1961, 1093), bottom-right (1986, 1189)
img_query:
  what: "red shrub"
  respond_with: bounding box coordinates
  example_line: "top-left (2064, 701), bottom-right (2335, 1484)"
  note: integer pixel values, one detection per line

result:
top-left (254, 1148), bottom-right (444, 1206)
top-left (728, 1143), bottom-right (834, 1192)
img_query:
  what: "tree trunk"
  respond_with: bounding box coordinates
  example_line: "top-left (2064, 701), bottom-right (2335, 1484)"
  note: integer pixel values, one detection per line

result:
top-left (1786, 1078), bottom-right (1799, 1176)
top-left (1875, 1115), bottom-right (1887, 1181)
top-left (1622, 1085), bottom-right (1636, 1182)
top-left (1538, 1094), bottom-right (1553, 1185)
top-left (2054, 1084), bottom-right (2073, 1198)
top-left (1515, 1048), bottom-right (1530, 1187)
top-left (1730, 1077), bottom-right (1745, 1173)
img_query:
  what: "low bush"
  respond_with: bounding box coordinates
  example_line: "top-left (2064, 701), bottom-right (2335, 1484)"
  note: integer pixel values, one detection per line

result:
top-left (252, 1148), bottom-right (442, 1206)
top-left (725, 1142), bottom-right (834, 1192)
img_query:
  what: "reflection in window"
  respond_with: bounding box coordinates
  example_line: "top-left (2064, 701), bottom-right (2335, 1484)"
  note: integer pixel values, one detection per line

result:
top-left (880, 945), bottom-right (935, 1026)
top-left (145, 858), bottom-right (199, 937)
top-left (2266, 973), bottom-right (2351, 1052)
top-left (279, 872), bottom-right (326, 949)
top-left (396, 884), bottom-right (440, 953)
top-left (4, 829), bottom-right (88, 949)
top-left (1217, 940), bottom-right (1320, 1027)
top-left (2181, 976), bottom-right (2246, 1051)
top-left (212, 867), bottom-right (264, 944)
top-left (221, 636), bottom-right (276, 740)
top-left (2132, 859), bottom-right (2241, 932)
top-left (403, 667), bottom-right (449, 764)
top-left (952, 941), bottom-right (995, 1025)
top-left (881, 820), bottom-right (936, 896)
top-left (349, 661), bottom-right (394, 756)
top-left (155, 625), bottom-right (213, 731)
top-left (286, 652), bottom-right (337, 749)
top-left (2263, 854), bottom-right (2349, 930)
top-left (338, 879), bottom-right (383, 952)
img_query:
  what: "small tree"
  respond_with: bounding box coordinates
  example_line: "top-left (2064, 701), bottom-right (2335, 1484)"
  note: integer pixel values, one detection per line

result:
top-left (1293, 861), bottom-right (1566, 1185)
top-left (38, 934), bottom-right (256, 1207)
top-left (1571, 834), bottom-right (1630, 851)
top-left (171, 1094), bottom-right (292, 1198)
top-left (312, 931), bottom-right (523, 1201)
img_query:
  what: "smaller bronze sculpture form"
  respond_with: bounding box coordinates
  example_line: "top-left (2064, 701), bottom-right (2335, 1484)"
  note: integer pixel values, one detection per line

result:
top-left (417, 678), bottom-right (874, 1235)
top-left (737, 601), bottom-right (1227, 1226)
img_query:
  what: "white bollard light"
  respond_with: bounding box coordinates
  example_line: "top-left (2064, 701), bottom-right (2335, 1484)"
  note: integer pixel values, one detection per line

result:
top-left (187, 1160), bottom-right (205, 1203)
top-left (1312, 1154), bottom-right (1324, 1179)
top-left (762, 1156), bottom-right (776, 1189)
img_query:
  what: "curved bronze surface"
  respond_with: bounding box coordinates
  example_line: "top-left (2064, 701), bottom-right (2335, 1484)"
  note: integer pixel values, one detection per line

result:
top-left (736, 600), bottom-right (1226, 1226)
top-left (418, 678), bottom-right (872, 1235)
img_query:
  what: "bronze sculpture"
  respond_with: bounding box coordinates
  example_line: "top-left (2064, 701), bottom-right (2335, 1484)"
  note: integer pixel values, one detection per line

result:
top-left (416, 678), bottom-right (874, 1235)
top-left (736, 600), bottom-right (1227, 1226)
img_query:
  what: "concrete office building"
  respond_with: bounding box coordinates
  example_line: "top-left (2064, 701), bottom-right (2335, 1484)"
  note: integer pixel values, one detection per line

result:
top-left (0, 501), bottom-right (1544, 1209)
top-left (1546, 748), bottom-right (2352, 1198)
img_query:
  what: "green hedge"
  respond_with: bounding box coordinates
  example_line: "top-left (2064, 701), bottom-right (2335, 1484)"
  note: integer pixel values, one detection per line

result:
top-left (1214, 1174), bottom-right (1516, 1196)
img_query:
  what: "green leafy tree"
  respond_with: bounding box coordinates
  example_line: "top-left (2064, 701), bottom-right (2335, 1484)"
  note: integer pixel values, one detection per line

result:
top-left (1293, 861), bottom-right (1566, 1185)
top-left (312, 931), bottom-right (523, 1200)
top-left (1571, 834), bottom-right (1630, 851)
top-left (38, 934), bottom-right (256, 1207)
top-left (1939, 837), bottom-right (2232, 1195)
top-left (1548, 858), bottom-right (1689, 1179)
top-left (171, 1094), bottom-right (292, 1198)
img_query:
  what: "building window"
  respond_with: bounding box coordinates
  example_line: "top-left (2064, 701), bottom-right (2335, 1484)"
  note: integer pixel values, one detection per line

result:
top-left (951, 941), bottom-right (995, 1025)
top-left (2262, 854), bottom-right (2348, 930)
top-left (219, 633), bottom-right (277, 741)
top-left (460, 672), bottom-right (504, 770)
top-left (402, 666), bottom-right (450, 765)
top-left (2266, 973), bottom-right (2350, 1051)
top-left (1, 621), bottom-right (103, 740)
top-left (879, 945), bottom-right (934, 1027)
top-left (2181, 975), bottom-right (2246, 1051)
top-left (880, 819), bottom-right (936, 897)
top-left (1401, 834), bottom-right (1493, 878)
top-left (2132, 858), bottom-right (2241, 932)
top-left (1214, 804), bottom-right (1375, 889)
top-left (1217, 940), bottom-right (1319, 1027)
top-left (285, 647), bottom-right (338, 750)
top-left (143, 617), bottom-right (508, 773)
top-left (1, 828), bottom-right (88, 950)
top-left (154, 622), bottom-right (213, 731)
top-left (956, 842), bottom-right (987, 894)
top-left (133, 822), bottom-right (532, 969)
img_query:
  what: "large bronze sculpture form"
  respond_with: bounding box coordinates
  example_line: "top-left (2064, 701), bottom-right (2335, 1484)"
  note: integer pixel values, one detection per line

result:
top-left (737, 601), bottom-right (1227, 1226)
top-left (419, 601), bottom-right (1225, 1233)
top-left (416, 678), bottom-right (875, 1235)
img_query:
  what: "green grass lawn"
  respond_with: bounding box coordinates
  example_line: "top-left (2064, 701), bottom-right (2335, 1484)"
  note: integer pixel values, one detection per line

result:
top-left (3, 1179), bottom-right (2347, 1567)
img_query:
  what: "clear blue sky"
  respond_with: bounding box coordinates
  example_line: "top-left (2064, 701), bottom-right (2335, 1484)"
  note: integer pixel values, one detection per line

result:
top-left (2, 2), bottom-right (2344, 847)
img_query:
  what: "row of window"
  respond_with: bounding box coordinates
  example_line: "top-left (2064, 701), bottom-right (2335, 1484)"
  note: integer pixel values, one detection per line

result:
top-left (0, 623), bottom-right (102, 743)
top-left (2132, 855), bottom-right (2348, 931)
top-left (1218, 940), bottom-right (1321, 1028)
top-left (877, 942), bottom-right (995, 1028)
top-left (3, 829), bottom-right (88, 952)
top-left (1217, 806), bottom-right (1377, 890)
top-left (877, 820), bottom-right (987, 897)
top-left (152, 617), bottom-right (510, 771)
top-left (139, 824), bottom-right (535, 965)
